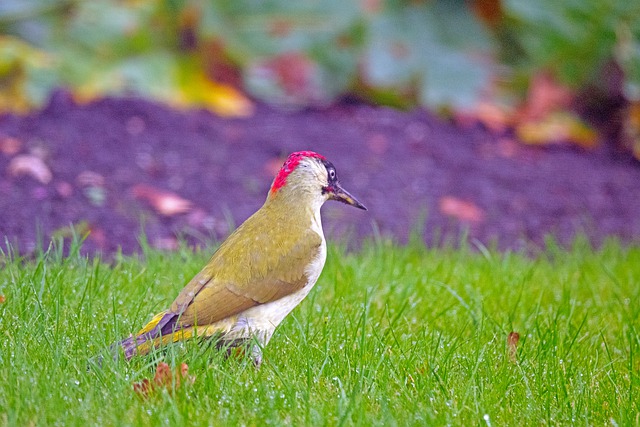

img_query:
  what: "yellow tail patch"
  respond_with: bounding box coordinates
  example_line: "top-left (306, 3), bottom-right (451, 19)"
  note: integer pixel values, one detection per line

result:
top-left (136, 311), bottom-right (168, 336)
top-left (132, 323), bottom-right (230, 357)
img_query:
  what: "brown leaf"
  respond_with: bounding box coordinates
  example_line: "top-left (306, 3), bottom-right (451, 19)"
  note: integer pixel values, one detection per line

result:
top-left (8, 154), bottom-right (52, 184)
top-left (0, 294), bottom-right (5, 304)
top-left (132, 184), bottom-right (193, 216)
top-left (0, 136), bottom-right (22, 155)
top-left (132, 378), bottom-right (153, 397)
top-left (439, 196), bottom-right (485, 224)
top-left (201, 39), bottom-right (243, 88)
top-left (179, 363), bottom-right (196, 386)
top-left (471, 0), bottom-right (503, 27)
top-left (507, 331), bottom-right (520, 364)
top-left (153, 362), bottom-right (173, 387)
top-left (133, 362), bottom-right (195, 398)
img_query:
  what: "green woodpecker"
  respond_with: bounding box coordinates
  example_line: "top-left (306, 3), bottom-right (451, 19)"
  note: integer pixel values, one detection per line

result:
top-left (114, 151), bottom-right (366, 365)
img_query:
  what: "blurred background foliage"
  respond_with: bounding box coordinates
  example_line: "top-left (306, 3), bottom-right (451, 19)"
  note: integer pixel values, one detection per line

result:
top-left (1, 0), bottom-right (639, 155)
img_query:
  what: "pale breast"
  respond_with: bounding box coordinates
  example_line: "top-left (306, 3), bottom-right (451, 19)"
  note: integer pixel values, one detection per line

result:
top-left (225, 213), bottom-right (327, 345)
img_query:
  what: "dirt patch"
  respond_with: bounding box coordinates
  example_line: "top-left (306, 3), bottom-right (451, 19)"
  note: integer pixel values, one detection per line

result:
top-left (1, 92), bottom-right (639, 255)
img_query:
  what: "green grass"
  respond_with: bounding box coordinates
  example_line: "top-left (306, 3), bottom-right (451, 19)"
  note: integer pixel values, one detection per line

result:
top-left (1, 236), bottom-right (639, 426)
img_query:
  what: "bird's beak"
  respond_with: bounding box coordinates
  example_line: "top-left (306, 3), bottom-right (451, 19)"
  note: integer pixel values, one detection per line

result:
top-left (327, 182), bottom-right (367, 210)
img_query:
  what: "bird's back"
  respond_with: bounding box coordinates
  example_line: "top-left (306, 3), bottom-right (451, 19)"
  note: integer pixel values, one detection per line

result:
top-left (171, 200), bottom-right (325, 328)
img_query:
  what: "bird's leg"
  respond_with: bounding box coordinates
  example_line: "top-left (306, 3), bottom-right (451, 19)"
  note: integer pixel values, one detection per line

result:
top-left (250, 342), bottom-right (263, 368)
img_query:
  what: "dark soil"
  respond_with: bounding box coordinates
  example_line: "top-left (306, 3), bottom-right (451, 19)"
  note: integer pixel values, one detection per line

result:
top-left (1, 92), bottom-right (639, 256)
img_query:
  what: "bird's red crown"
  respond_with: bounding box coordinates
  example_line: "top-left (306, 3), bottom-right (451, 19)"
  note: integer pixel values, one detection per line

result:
top-left (270, 151), bottom-right (326, 193)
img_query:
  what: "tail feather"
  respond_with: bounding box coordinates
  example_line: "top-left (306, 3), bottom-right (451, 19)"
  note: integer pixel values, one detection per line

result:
top-left (114, 310), bottom-right (176, 360)
top-left (136, 311), bottom-right (169, 336)
top-left (112, 311), bottom-right (230, 360)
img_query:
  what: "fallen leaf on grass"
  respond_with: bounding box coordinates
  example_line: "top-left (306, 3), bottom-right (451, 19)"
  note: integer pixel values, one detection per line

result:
top-left (439, 196), bottom-right (485, 224)
top-left (0, 294), bottom-right (5, 304)
top-left (132, 184), bottom-right (193, 216)
top-left (133, 362), bottom-right (195, 398)
top-left (516, 111), bottom-right (598, 148)
top-left (507, 331), bottom-right (520, 364)
top-left (8, 154), bottom-right (52, 184)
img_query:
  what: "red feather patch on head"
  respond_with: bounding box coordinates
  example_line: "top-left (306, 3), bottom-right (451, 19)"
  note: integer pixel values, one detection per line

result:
top-left (270, 151), bottom-right (326, 193)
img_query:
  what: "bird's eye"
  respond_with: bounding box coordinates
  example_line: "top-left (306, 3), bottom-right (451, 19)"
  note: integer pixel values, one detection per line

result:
top-left (329, 169), bottom-right (336, 181)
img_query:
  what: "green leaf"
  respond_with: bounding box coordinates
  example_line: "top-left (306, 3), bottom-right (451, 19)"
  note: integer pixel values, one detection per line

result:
top-left (504, 0), bottom-right (640, 88)
top-left (199, 0), bottom-right (361, 59)
top-left (363, 1), bottom-right (493, 109)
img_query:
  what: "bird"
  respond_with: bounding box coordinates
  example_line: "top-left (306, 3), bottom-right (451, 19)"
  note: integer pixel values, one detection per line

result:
top-left (113, 151), bottom-right (366, 366)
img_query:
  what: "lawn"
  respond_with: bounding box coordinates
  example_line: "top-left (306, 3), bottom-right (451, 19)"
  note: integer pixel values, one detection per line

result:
top-left (1, 236), bottom-right (639, 425)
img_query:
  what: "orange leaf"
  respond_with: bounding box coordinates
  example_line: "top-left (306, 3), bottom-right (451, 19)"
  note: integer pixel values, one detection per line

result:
top-left (516, 112), bottom-right (598, 148)
top-left (153, 362), bottom-right (173, 387)
top-left (519, 72), bottom-right (573, 121)
top-left (132, 184), bottom-right (193, 216)
top-left (179, 363), bottom-right (196, 386)
top-left (177, 71), bottom-right (254, 118)
top-left (8, 154), bottom-right (52, 184)
top-left (439, 196), bottom-right (485, 224)
top-left (0, 294), bottom-right (5, 304)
